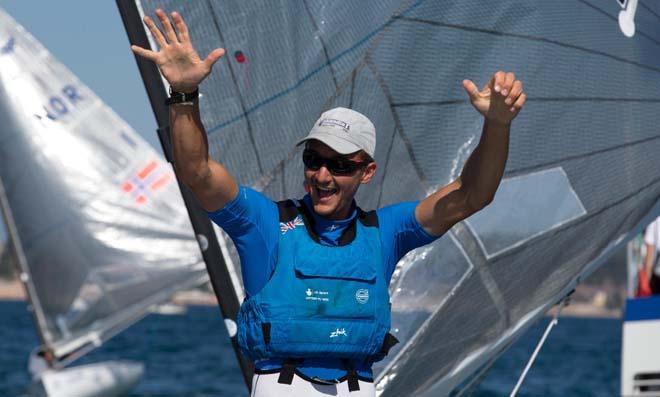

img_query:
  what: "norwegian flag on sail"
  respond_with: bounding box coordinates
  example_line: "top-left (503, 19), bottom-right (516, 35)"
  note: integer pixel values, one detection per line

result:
top-left (280, 216), bottom-right (304, 234)
top-left (121, 160), bottom-right (173, 205)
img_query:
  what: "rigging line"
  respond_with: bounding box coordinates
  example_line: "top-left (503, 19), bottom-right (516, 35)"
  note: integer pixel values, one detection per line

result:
top-left (453, 337), bottom-right (519, 397)
top-left (205, 0), bottom-right (427, 135)
top-left (281, 160), bottom-right (286, 198)
top-left (395, 16), bottom-right (660, 75)
top-left (394, 97), bottom-right (660, 107)
top-left (0, 176), bottom-right (52, 346)
top-left (496, 172), bottom-right (660, 263)
top-left (576, 0), bottom-right (660, 46)
top-left (640, 2), bottom-right (660, 22)
top-left (253, 0), bottom-right (417, 193)
top-left (509, 298), bottom-right (569, 397)
top-left (505, 133), bottom-right (660, 177)
top-left (301, 0), bottom-right (339, 90)
top-left (205, 0), bottom-right (264, 174)
top-left (348, 68), bottom-right (357, 108)
top-left (364, 56), bottom-right (429, 207)
top-left (375, 123), bottom-right (399, 208)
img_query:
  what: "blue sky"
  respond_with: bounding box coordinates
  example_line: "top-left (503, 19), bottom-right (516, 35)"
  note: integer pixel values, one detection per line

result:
top-left (0, 1), bottom-right (161, 242)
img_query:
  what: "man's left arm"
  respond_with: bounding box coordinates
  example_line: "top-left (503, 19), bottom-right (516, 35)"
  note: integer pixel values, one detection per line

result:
top-left (416, 71), bottom-right (526, 236)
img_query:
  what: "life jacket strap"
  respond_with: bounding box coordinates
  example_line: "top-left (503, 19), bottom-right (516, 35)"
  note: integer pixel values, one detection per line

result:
top-left (381, 332), bottom-right (399, 356)
top-left (341, 359), bottom-right (360, 392)
top-left (261, 322), bottom-right (271, 344)
top-left (277, 358), bottom-right (303, 385)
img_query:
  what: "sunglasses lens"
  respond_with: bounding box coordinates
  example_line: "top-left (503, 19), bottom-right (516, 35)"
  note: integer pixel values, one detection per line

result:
top-left (303, 149), bottom-right (363, 175)
top-left (328, 159), bottom-right (358, 175)
top-left (302, 150), bottom-right (322, 170)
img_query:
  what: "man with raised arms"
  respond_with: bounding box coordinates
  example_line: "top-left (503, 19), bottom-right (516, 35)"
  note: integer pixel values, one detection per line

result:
top-left (132, 9), bottom-right (526, 397)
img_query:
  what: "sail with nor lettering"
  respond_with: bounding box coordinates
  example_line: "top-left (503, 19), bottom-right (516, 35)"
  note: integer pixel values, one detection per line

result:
top-left (0, 8), bottom-right (208, 396)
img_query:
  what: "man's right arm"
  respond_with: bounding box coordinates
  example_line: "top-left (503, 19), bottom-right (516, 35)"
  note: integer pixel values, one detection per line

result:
top-left (131, 9), bottom-right (233, 211)
top-left (170, 101), bottom-right (238, 212)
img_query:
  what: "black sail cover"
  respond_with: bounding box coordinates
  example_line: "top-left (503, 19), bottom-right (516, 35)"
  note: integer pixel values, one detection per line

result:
top-left (126, 1), bottom-right (660, 395)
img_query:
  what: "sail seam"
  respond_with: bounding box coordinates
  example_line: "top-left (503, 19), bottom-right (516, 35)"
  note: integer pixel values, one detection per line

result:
top-left (395, 16), bottom-right (660, 74)
top-left (301, 0), bottom-right (339, 90)
top-left (506, 132), bottom-right (660, 177)
top-left (205, 0), bottom-right (264, 174)
top-left (394, 97), bottom-right (660, 108)
top-left (576, 0), bottom-right (660, 46)
top-left (640, 2), bottom-right (660, 22)
top-left (364, 55), bottom-right (428, 207)
top-left (205, 0), bottom-right (427, 136)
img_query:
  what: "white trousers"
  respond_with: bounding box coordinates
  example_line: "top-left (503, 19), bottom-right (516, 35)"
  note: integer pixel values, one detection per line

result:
top-left (251, 372), bottom-right (376, 397)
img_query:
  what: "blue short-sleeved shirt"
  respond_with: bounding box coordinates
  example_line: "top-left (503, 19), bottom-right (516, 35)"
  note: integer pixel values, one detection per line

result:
top-left (208, 186), bottom-right (438, 381)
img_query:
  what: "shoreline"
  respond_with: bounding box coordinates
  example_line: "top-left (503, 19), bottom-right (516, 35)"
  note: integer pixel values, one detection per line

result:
top-left (0, 280), bottom-right (623, 319)
top-left (0, 280), bottom-right (25, 301)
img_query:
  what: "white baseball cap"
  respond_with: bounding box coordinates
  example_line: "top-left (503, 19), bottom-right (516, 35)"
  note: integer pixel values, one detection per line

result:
top-left (296, 107), bottom-right (376, 158)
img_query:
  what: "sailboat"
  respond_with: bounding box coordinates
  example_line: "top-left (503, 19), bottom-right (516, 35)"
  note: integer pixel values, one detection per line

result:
top-left (622, 225), bottom-right (660, 396)
top-left (117, 0), bottom-right (660, 395)
top-left (0, 8), bottom-right (208, 397)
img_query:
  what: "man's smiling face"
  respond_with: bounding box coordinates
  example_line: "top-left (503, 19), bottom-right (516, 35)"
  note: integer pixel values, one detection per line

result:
top-left (303, 140), bottom-right (376, 220)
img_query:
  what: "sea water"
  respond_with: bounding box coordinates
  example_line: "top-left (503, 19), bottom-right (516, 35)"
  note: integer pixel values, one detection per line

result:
top-left (0, 301), bottom-right (620, 396)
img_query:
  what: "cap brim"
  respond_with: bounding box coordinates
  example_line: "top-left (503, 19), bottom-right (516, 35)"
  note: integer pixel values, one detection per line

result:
top-left (296, 133), bottom-right (362, 155)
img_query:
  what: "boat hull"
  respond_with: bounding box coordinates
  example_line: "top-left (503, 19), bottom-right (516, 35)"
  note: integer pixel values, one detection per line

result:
top-left (34, 361), bottom-right (144, 397)
top-left (621, 296), bottom-right (660, 396)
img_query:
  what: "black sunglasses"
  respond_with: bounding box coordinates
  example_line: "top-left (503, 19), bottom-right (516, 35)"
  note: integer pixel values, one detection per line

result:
top-left (302, 149), bottom-right (370, 176)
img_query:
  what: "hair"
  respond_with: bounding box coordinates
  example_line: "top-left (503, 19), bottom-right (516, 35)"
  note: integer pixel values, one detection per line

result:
top-left (357, 150), bottom-right (375, 164)
top-left (304, 141), bottom-right (374, 163)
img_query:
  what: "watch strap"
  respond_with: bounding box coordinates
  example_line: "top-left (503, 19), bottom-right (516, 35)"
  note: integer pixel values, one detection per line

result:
top-left (165, 87), bottom-right (199, 105)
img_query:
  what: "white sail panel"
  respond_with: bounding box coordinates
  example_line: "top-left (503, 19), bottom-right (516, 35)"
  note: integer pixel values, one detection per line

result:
top-left (0, 9), bottom-right (207, 359)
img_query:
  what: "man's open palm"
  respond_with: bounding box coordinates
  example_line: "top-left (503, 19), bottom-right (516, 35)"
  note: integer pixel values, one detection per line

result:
top-left (131, 9), bottom-right (224, 93)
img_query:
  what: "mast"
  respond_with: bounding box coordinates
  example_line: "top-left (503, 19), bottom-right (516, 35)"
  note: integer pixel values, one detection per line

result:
top-left (115, 0), bottom-right (254, 389)
top-left (0, 176), bottom-right (52, 351)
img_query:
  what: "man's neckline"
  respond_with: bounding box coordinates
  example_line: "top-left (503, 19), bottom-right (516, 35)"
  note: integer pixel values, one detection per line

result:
top-left (302, 194), bottom-right (357, 224)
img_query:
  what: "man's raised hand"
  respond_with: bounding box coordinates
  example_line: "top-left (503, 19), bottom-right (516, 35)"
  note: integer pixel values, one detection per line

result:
top-left (462, 71), bottom-right (526, 125)
top-left (131, 9), bottom-right (225, 93)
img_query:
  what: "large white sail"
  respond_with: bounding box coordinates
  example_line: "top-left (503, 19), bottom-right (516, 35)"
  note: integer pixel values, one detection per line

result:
top-left (121, 0), bottom-right (660, 395)
top-left (0, 8), bottom-right (207, 363)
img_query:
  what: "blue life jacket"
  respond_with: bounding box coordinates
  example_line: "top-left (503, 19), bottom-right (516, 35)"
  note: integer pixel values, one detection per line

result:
top-left (237, 199), bottom-right (396, 362)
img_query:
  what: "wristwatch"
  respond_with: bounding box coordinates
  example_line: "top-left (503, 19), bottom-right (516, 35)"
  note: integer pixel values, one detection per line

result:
top-left (165, 87), bottom-right (199, 105)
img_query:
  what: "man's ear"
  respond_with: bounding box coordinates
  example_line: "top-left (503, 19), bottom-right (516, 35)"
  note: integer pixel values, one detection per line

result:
top-left (360, 162), bottom-right (377, 184)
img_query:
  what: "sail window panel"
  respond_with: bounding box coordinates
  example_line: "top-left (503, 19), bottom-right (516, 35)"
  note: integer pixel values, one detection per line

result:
top-left (377, 269), bottom-right (508, 397)
top-left (395, 104), bottom-right (482, 190)
top-left (464, 168), bottom-right (586, 259)
top-left (375, 234), bottom-right (473, 375)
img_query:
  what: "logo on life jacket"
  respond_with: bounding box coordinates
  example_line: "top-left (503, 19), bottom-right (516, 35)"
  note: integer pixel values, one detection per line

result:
top-left (355, 289), bottom-right (369, 304)
top-left (305, 288), bottom-right (329, 302)
top-left (280, 215), bottom-right (304, 234)
top-left (330, 328), bottom-right (347, 338)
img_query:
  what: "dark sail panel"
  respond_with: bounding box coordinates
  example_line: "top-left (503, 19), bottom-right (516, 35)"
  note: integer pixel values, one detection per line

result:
top-left (127, 1), bottom-right (660, 395)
